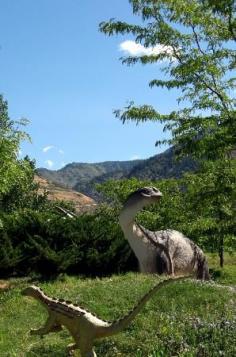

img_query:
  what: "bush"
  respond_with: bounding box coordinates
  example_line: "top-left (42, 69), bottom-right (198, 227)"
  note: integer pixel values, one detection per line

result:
top-left (0, 206), bottom-right (137, 278)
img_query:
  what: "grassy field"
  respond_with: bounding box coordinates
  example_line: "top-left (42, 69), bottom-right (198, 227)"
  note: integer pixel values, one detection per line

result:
top-left (0, 254), bottom-right (235, 357)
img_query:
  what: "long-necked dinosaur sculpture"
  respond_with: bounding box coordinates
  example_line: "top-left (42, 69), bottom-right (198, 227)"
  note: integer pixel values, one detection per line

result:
top-left (22, 277), bottom-right (186, 357)
top-left (119, 187), bottom-right (209, 280)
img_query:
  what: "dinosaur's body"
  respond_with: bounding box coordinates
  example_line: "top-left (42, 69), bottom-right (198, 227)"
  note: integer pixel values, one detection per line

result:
top-left (119, 187), bottom-right (209, 280)
top-left (22, 277), bottom-right (185, 357)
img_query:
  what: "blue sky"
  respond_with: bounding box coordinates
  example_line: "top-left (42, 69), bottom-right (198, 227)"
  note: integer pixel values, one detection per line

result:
top-left (0, 0), bottom-right (178, 169)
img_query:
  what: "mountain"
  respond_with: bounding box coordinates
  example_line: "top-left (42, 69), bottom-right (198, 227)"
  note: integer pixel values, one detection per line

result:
top-left (37, 160), bottom-right (141, 188)
top-left (127, 147), bottom-right (196, 180)
top-left (37, 160), bottom-right (141, 199)
top-left (34, 174), bottom-right (96, 213)
top-left (37, 147), bottom-right (196, 200)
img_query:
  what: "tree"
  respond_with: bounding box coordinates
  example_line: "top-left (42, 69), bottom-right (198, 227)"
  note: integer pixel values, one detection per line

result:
top-left (0, 95), bottom-right (42, 212)
top-left (100, 0), bottom-right (236, 265)
top-left (0, 96), bottom-right (30, 195)
top-left (183, 164), bottom-right (236, 257)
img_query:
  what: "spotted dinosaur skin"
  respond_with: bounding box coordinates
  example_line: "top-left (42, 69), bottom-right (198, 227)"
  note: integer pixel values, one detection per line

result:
top-left (22, 276), bottom-right (187, 357)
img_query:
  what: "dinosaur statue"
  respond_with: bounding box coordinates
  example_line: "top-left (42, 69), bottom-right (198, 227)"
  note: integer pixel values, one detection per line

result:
top-left (119, 186), bottom-right (209, 280)
top-left (22, 276), bottom-right (186, 357)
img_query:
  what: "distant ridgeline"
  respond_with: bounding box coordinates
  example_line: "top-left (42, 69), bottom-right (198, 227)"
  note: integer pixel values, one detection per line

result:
top-left (37, 147), bottom-right (196, 200)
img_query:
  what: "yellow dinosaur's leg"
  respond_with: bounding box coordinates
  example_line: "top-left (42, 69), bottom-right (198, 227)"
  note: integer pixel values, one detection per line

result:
top-left (66, 343), bottom-right (78, 356)
top-left (79, 340), bottom-right (96, 357)
top-left (80, 349), bottom-right (97, 357)
top-left (30, 314), bottom-right (57, 336)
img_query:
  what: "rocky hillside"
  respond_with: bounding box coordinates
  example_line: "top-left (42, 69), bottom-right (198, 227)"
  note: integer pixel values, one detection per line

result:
top-left (37, 159), bottom-right (141, 199)
top-left (37, 147), bottom-right (196, 200)
top-left (34, 174), bottom-right (96, 213)
top-left (127, 147), bottom-right (196, 180)
top-left (37, 160), bottom-right (141, 188)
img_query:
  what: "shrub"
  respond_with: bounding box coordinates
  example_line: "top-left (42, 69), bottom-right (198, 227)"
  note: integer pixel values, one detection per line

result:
top-left (0, 206), bottom-right (137, 278)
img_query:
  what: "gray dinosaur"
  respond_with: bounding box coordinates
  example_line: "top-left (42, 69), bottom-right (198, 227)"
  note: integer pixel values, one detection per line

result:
top-left (119, 186), bottom-right (209, 279)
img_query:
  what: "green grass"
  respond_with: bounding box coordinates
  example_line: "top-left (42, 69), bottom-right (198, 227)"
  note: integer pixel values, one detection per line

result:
top-left (0, 255), bottom-right (235, 357)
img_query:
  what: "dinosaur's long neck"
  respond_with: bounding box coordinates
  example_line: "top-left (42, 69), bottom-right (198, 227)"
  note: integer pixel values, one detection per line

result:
top-left (30, 289), bottom-right (86, 318)
top-left (32, 290), bottom-right (52, 307)
top-left (119, 201), bottom-right (145, 229)
top-left (118, 201), bottom-right (157, 269)
top-left (101, 277), bottom-right (186, 337)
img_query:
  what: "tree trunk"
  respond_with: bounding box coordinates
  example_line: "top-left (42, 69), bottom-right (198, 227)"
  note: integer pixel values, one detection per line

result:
top-left (219, 236), bottom-right (224, 268)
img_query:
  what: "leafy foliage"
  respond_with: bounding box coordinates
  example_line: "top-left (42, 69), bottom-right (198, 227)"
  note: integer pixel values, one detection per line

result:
top-left (0, 206), bottom-right (137, 278)
top-left (100, 0), bottom-right (236, 265)
top-left (0, 96), bottom-right (30, 197)
top-left (0, 96), bottom-right (49, 213)
top-left (98, 176), bottom-right (236, 252)
top-left (1, 170), bottom-right (234, 278)
top-left (100, 0), bottom-right (236, 155)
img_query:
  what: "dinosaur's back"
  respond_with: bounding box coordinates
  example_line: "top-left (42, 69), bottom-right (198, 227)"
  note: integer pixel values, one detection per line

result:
top-left (140, 226), bottom-right (207, 276)
top-left (155, 229), bottom-right (206, 275)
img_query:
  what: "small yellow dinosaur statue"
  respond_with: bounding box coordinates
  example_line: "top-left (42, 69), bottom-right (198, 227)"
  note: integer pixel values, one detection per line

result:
top-left (22, 276), bottom-right (187, 357)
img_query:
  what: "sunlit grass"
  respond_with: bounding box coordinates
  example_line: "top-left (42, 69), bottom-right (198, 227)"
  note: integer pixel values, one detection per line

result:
top-left (0, 262), bottom-right (235, 357)
top-left (207, 252), bottom-right (236, 285)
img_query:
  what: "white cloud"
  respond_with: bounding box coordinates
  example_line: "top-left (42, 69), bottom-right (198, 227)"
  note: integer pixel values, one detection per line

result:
top-left (45, 160), bottom-right (54, 168)
top-left (18, 149), bottom-right (22, 156)
top-left (130, 155), bottom-right (141, 160)
top-left (119, 40), bottom-right (174, 58)
top-left (43, 145), bottom-right (54, 153)
top-left (58, 149), bottom-right (64, 155)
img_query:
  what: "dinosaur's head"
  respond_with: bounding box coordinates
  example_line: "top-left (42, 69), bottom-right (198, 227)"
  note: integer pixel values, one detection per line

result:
top-left (21, 285), bottom-right (44, 298)
top-left (124, 186), bottom-right (163, 209)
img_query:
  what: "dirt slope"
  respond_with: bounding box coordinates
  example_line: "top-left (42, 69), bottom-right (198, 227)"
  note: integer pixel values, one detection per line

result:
top-left (34, 174), bottom-right (96, 213)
